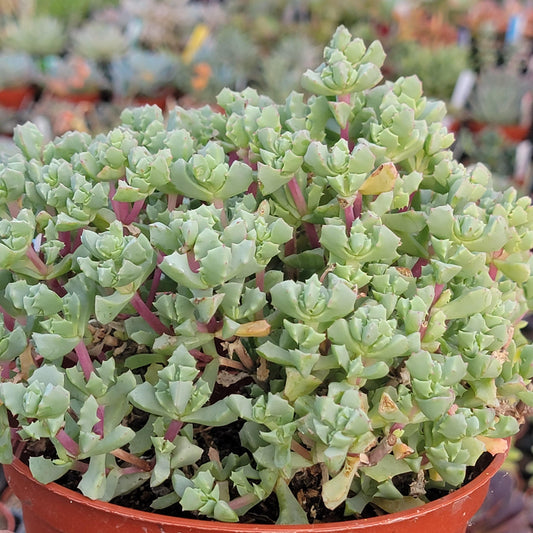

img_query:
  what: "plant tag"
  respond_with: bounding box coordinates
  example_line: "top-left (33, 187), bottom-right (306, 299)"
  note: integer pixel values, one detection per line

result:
top-left (450, 70), bottom-right (476, 110)
top-left (514, 140), bottom-right (532, 189)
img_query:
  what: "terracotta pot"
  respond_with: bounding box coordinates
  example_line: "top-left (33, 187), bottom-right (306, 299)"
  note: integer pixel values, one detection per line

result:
top-left (0, 86), bottom-right (35, 110)
top-left (133, 89), bottom-right (174, 110)
top-left (467, 121), bottom-right (530, 142)
top-left (53, 92), bottom-right (101, 105)
top-left (4, 449), bottom-right (506, 533)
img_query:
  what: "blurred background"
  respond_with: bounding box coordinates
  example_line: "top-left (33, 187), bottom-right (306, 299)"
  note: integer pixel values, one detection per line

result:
top-left (0, 0), bottom-right (532, 191)
top-left (0, 1), bottom-right (533, 530)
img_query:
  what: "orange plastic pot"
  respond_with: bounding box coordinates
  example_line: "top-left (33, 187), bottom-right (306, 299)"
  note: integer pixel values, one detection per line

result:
top-left (0, 86), bottom-right (35, 109)
top-left (4, 449), bottom-right (506, 533)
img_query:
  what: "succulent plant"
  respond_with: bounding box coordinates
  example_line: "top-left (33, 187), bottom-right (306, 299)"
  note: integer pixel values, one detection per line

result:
top-left (44, 55), bottom-right (109, 97)
top-left (260, 35), bottom-right (320, 103)
top-left (0, 52), bottom-right (38, 90)
top-left (388, 42), bottom-right (469, 102)
top-left (1, 15), bottom-right (66, 57)
top-left (110, 49), bottom-right (181, 98)
top-left (71, 21), bottom-right (129, 63)
top-left (468, 68), bottom-right (531, 126)
top-left (0, 25), bottom-right (533, 526)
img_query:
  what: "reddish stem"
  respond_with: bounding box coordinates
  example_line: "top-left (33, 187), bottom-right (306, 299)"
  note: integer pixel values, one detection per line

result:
top-left (187, 251), bottom-right (201, 273)
top-left (147, 268), bottom-right (162, 307)
top-left (412, 258), bottom-right (429, 278)
top-left (26, 246), bottom-right (48, 276)
top-left (74, 341), bottom-right (94, 381)
top-left (48, 278), bottom-right (67, 297)
top-left (256, 270), bottom-right (265, 292)
top-left (93, 405), bottom-right (105, 437)
top-left (109, 182), bottom-right (130, 223)
top-left (213, 198), bottom-right (228, 226)
top-left (7, 202), bottom-right (20, 218)
top-left (0, 305), bottom-right (15, 331)
top-left (124, 199), bottom-right (145, 225)
top-left (164, 420), bottom-right (183, 442)
top-left (58, 231), bottom-right (71, 255)
top-left (73, 228), bottom-right (83, 251)
top-left (304, 222), bottom-right (321, 249)
top-left (56, 429), bottom-right (80, 457)
top-left (337, 93), bottom-right (351, 142)
top-left (130, 292), bottom-right (170, 336)
top-left (229, 493), bottom-right (258, 511)
top-left (344, 204), bottom-right (355, 235)
top-left (167, 193), bottom-right (183, 212)
top-left (197, 316), bottom-right (223, 333)
top-left (352, 193), bottom-right (362, 220)
top-left (287, 177), bottom-right (308, 217)
top-left (247, 181), bottom-right (258, 197)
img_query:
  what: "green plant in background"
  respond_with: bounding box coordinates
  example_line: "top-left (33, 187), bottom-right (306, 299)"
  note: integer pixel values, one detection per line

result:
top-left (0, 25), bottom-right (533, 526)
top-left (389, 42), bottom-right (469, 102)
top-left (72, 21), bottom-right (129, 63)
top-left (455, 128), bottom-right (518, 186)
top-left (44, 55), bottom-right (109, 97)
top-left (468, 67), bottom-right (531, 126)
top-left (0, 52), bottom-right (38, 90)
top-left (193, 26), bottom-right (260, 100)
top-left (33, 0), bottom-right (120, 24)
top-left (110, 49), bottom-right (182, 98)
top-left (260, 35), bottom-right (320, 103)
top-left (1, 15), bottom-right (66, 57)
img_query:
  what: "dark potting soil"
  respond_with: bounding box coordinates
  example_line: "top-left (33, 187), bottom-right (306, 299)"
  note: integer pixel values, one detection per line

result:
top-left (22, 428), bottom-right (495, 525)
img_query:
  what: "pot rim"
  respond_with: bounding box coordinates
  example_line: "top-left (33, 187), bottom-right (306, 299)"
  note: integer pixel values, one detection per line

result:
top-left (5, 448), bottom-right (506, 532)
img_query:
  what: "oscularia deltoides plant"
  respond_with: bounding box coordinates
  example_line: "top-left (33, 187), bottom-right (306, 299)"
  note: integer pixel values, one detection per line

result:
top-left (0, 26), bottom-right (532, 525)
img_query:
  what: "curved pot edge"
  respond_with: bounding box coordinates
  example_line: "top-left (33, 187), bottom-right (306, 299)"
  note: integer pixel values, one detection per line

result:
top-left (3, 448), bottom-right (506, 532)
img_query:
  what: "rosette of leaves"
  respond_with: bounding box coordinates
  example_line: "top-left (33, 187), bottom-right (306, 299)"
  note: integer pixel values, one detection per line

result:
top-left (0, 24), bottom-right (532, 527)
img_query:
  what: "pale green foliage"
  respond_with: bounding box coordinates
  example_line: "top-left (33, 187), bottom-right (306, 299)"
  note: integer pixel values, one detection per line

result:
top-left (0, 25), bottom-right (532, 526)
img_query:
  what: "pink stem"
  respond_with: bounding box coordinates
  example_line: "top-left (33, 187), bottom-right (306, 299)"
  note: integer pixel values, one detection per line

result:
top-left (229, 493), bottom-right (258, 511)
top-left (228, 151), bottom-right (239, 165)
top-left (304, 222), bottom-right (320, 249)
top-left (109, 182), bottom-right (130, 223)
top-left (26, 246), bottom-right (48, 276)
top-left (189, 349), bottom-right (213, 363)
top-left (412, 258), bottom-right (429, 278)
top-left (74, 341), bottom-right (94, 381)
top-left (352, 193), bottom-right (362, 220)
top-left (7, 202), bottom-right (20, 218)
top-left (147, 268), bottom-right (162, 307)
top-left (130, 292), bottom-right (170, 336)
top-left (287, 177), bottom-right (308, 216)
top-left (58, 231), bottom-right (71, 255)
top-left (187, 251), bottom-right (200, 273)
top-left (164, 420), bottom-right (183, 442)
top-left (213, 198), bottom-right (228, 226)
top-left (344, 204), bottom-right (355, 235)
top-left (256, 270), bottom-right (265, 292)
top-left (197, 316), bottom-right (223, 333)
top-left (1, 362), bottom-right (12, 379)
top-left (247, 181), bottom-right (258, 197)
top-left (56, 429), bottom-right (80, 457)
top-left (71, 461), bottom-right (89, 473)
top-left (337, 93), bottom-right (351, 142)
top-left (73, 228), bottom-right (83, 251)
top-left (285, 234), bottom-right (296, 257)
top-left (93, 405), bottom-right (105, 437)
top-left (489, 263), bottom-right (498, 281)
top-left (432, 283), bottom-right (445, 305)
top-left (124, 199), bottom-right (145, 225)
top-left (0, 306), bottom-right (15, 331)
top-left (48, 278), bottom-right (67, 297)
top-left (167, 193), bottom-right (182, 212)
